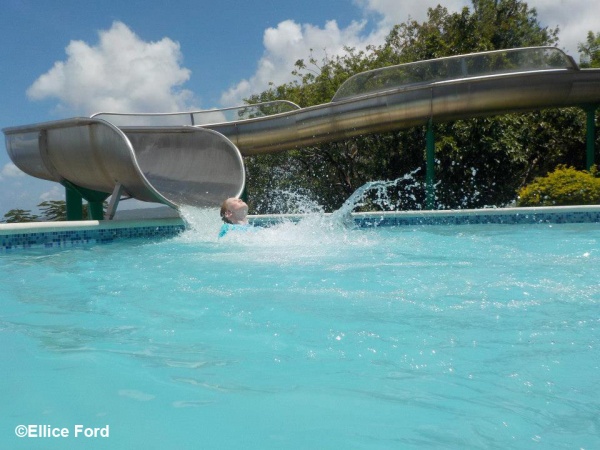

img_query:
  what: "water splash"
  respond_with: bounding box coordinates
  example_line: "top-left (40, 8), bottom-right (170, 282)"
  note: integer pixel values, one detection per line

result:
top-left (331, 179), bottom-right (398, 224)
top-left (257, 188), bottom-right (324, 215)
top-left (331, 169), bottom-right (424, 224)
top-left (178, 169), bottom-right (427, 248)
top-left (177, 206), bottom-right (222, 242)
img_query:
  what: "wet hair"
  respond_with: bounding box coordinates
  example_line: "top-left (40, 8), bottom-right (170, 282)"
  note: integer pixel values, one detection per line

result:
top-left (220, 199), bottom-right (233, 224)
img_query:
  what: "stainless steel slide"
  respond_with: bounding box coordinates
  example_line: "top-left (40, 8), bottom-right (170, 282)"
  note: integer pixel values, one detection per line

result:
top-left (3, 47), bottom-right (600, 214)
top-left (3, 118), bottom-right (245, 209)
top-left (99, 47), bottom-right (600, 156)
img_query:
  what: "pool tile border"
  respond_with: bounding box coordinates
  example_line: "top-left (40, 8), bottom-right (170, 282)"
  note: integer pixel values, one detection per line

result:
top-left (0, 218), bottom-right (186, 251)
top-left (252, 205), bottom-right (600, 228)
top-left (1, 205), bottom-right (599, 251)
top-left (351, 205), bottom-right (600, 227)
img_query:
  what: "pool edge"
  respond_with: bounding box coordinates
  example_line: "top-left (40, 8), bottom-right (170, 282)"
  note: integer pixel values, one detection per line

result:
top-left (1, 205), bottom-right (599, 251)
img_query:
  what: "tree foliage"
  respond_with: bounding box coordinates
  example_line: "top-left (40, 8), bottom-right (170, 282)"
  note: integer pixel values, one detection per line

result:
top-left (1, 200), bottom-right (105, 223)
top-left (38, 200), bottom-right (68, 221)
top-left (517, 165), bottom-right (600, 206)
top-left (2, 209), bottom-right (40, 223)
top-left (578, 31), bottom-right (600, 68)
top-left (244, 0), bottom-right (594, 213)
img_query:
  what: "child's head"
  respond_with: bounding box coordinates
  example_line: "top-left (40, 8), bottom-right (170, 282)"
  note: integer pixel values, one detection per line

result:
top-left (220, 197), bottom-right (248, 224)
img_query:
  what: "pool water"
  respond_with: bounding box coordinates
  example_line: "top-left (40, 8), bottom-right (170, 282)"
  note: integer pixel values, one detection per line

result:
top-left (1, 210), bottom-right (599, 449)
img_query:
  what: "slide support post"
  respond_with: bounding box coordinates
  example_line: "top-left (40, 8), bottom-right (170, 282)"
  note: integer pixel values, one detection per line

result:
top-left (584, 104), bottom-right (598, 170)
top-left (426, 118), bottom-right (435, 210)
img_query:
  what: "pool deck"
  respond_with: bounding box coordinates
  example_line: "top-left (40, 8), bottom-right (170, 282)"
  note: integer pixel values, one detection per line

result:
top-left (1, 205), bottom-right (599, 251)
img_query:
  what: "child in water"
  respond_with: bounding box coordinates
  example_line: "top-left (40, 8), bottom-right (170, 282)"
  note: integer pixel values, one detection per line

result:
top-left (219, 197), bottom-right (255, 238)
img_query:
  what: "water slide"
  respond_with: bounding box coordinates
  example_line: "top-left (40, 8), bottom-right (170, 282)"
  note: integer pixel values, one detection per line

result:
top-left (3, 119), bottom-right (245, 214)
top-left (4, 47), bottom-right (600, 218)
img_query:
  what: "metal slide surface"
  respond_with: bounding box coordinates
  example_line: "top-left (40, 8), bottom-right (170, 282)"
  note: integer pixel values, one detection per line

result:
top-left (4, 47), bottom-right (600, 211)
top-left (2, 118), bottom-right (245, 208)
top-left (206, 52), bottom-right (600, 155)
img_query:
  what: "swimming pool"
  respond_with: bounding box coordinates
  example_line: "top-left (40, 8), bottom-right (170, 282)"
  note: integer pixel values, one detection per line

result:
top-left (2, 210), bottom-right (599, 449)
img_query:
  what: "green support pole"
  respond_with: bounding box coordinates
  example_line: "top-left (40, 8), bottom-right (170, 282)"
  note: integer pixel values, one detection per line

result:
top-left (65, 184), bottom-right (84, 221)
top-left (62, 180), bottom-right (110, 221)
top-left (426, 118), bottom-right (435, 210)
top-left (585, 105), bottom-right (598, 170)
top-left (88, 201), bottom-right (105, 220)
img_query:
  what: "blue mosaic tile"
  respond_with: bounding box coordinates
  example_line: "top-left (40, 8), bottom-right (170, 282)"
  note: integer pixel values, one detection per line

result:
top-left (0, 223), bottom-right (186, 251)
top-left (1, 208), bottom-right (599, 251)
top-left (350, 209), bottom-right (600, 227)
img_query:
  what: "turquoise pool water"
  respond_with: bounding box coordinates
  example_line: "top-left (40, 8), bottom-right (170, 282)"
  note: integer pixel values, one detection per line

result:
top-left (1, 210), bottom-right (599, 449)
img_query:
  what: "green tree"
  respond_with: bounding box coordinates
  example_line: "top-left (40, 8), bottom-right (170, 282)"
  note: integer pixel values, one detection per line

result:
top-left (578, 31), bottom-right (600, 68)
top-left (1, 209), bottom-right (40, 223)
top-left (37, 200), bottom-right (105, 221)
top-left (1, 200), bottom-right (107, 223)
top-left (244, 0), bottom-right (588, 213)
top-left (379, 0), bottom-right (558, 63)
top-left (38, 200), bottom-right (67, 221)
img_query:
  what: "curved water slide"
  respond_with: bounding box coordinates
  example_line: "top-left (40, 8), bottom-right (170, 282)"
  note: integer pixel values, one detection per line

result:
top-left (3, 118), bottom-right (246, 216)
top-left (4, 47), bottom-right (600, 218)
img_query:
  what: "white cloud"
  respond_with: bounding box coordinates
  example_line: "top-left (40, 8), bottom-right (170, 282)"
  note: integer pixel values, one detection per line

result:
top-left (529, 0), bottom-right (600, 58)
top-left (27, 21), bottom-right (194, 115)
top-left (354, 0), bottom-right (470, 27)
top-left (0, 162), bottom-right (25, 179)
top-left (220, 19), bottom-right (373, 106)
top-left (356, 0), bottom-right (598, 59)
top-left (39, 185), bottom-right (64, 202)
top-left (23, 4), bottom-right (600, 117)
top-left (220, 0), bottom-right (599, 107)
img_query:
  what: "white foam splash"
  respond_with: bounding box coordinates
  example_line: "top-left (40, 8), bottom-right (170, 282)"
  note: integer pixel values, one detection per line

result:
top-left (175, 175), bottom-right (421, 254)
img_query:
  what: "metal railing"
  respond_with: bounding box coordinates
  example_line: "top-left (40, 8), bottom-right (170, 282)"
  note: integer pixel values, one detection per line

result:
top-left (333, 47), bottom-right (578, 101)
top-left (91, 100), bottom-right (300, 127)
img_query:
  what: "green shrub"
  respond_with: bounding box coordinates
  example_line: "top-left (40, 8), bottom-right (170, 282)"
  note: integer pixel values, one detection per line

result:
top-left (517, 165), bottom-right (600, 206)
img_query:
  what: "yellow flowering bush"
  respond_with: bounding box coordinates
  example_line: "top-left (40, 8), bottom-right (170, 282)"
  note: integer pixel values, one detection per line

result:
top-left (517, 165), bottom-right (600, 206)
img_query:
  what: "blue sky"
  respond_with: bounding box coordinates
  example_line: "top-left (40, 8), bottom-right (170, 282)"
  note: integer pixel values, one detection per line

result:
top-left (1, 0), bottom-right (599, 216)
